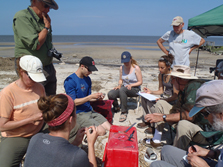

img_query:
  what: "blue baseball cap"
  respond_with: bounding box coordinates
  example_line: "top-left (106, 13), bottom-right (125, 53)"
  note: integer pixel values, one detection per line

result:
top-left (121, 51), bottom-right (131, 63)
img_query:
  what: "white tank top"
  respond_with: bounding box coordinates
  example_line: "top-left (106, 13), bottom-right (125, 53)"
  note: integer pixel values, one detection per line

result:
top-left (122, 65), bottom-right (138, 86)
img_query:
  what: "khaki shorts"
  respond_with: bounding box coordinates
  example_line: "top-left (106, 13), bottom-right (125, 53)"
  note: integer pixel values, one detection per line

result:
top-left (77, 111), bottom-right (107, 128)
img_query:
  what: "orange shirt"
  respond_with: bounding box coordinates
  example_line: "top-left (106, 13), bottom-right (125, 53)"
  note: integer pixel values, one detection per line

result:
top-left (0, 82), bottom-right (45, 137)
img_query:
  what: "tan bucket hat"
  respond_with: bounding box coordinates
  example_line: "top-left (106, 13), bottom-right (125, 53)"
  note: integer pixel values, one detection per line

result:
top-left (168, 65), bottom-right (198, 79)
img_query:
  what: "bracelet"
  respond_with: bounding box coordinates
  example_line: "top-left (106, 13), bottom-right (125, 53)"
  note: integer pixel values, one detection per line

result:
top-left (44, 27), bottom-right (50, 32)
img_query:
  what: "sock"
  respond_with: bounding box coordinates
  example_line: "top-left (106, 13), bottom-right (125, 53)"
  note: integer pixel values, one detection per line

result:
top-left (146, 129), bottom-right (162, 144)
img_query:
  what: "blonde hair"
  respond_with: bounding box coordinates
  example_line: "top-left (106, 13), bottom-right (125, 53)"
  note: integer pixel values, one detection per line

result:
top-left (131, 57), bottom-right (138, 67)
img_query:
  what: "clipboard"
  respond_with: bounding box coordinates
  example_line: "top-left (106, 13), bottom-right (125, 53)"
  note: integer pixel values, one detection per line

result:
top-left (137, 92), bottom-right (158, 101)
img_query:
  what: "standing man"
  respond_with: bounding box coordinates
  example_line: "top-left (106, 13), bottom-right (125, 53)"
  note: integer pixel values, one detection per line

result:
top-left (157, 16), bottom-right (205, 67)
top-left (13, 0), bottom-right (59, 96)
top-left (64, 56), bottom-right (111, 136)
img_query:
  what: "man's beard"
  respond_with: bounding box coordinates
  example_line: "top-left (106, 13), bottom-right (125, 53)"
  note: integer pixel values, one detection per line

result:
top-left (212, 115), bottom-right (223, 131)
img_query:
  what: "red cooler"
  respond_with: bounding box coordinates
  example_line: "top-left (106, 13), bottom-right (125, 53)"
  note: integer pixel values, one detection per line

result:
top-left (103, 125), bottom-right (138, 167)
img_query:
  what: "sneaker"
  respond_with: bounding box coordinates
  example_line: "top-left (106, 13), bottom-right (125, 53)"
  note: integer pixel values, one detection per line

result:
top-left (137, 122), bottom-right (148, 129)
top-left (144, 127), bottom-right (155, 135)
top-left (144, 147), bottom-right (157, 163)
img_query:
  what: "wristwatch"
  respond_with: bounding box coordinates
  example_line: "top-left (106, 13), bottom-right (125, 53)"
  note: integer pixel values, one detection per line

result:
top-left (163, 115), bottom-right (167, 122)
top-left (44, 27), bottom-right (50, 32)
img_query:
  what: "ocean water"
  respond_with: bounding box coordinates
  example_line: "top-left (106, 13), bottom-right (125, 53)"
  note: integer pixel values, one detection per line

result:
top-left (0, 35), bottom-right (223, 46)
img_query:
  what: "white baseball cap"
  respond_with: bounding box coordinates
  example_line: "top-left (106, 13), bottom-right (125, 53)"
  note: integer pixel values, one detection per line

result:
top-left (19, 55), bottom-right (46, 82)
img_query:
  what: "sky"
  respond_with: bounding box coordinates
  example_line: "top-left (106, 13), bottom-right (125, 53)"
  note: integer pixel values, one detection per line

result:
top-left (0, 0), bottom-right (222, 36)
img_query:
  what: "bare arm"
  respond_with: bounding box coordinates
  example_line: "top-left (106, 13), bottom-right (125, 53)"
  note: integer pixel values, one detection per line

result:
top-left (189, 38), bottom-right (205, 54)
top-left (114, 66), bottom-right (123, 90)
top-left (0, 113), bottom-right (43, 131)
top-left (148, 73), bottom-right (164, 95)
top-left (86, 126), bottom-right (98, 167)
top-left (36, 13), bottom-right (51, 50)
top-left (144, 110), bottom-right (193, 123)
top-left (157, 38), bottom-right (169, 55)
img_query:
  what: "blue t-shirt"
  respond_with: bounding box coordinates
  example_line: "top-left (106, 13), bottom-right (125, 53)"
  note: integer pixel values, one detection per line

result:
top-left (64, 73), bottom-right (92, 114)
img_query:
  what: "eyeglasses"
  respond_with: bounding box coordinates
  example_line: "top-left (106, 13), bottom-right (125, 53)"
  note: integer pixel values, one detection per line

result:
top-left (84, 66), bottom-right (91, 72)
top-left (201, 109), bottom-right (210, 118)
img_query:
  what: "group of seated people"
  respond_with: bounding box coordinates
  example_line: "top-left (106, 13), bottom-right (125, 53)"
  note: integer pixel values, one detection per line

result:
top-left (107, 51), bottom-right (223, 166)
top-left (0, 52), bottom-right (223, 167)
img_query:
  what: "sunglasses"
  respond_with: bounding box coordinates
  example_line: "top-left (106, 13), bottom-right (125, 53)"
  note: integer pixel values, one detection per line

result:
top-left (201, 109), bottom-right (210, 118)
top-left (44, 4), bottom-right (51, 9)
top-left (84, 66), bottom-right (91, 72)
top-left (41, 1), bottom-right (51, 9)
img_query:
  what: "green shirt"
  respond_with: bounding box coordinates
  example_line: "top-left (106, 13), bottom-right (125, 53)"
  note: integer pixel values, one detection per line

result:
top-left (13, 7), bottom-right (53, 66)
top-left (170, 80), bottom-right (205, 120)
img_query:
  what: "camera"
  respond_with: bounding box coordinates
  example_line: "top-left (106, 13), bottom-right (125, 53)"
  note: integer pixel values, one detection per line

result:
top-left (48, 48), bottom-right (62, 61)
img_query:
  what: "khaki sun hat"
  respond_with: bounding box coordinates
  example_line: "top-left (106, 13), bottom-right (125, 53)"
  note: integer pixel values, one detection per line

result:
top-left (189, 80), bottom-right (223, 117)
top-left (168, 65), bottom-right (198, 79)
top-left (171, 16), bottom-right (183, 26)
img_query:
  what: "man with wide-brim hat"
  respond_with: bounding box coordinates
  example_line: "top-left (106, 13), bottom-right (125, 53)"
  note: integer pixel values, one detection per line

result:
top-left (150, 80), bottom-right (223, 167)
top-left (13, 0), bottom-right (59, 96)
top-left (141, 65), bottom-right (205, 149)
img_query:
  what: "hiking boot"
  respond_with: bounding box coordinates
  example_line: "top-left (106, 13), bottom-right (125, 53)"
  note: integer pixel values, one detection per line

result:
top-left (144, 127), bottom-right (155, 135)
top-left (140, 138), bottom-right (163, 149)
top-left (137, 122), bottom-right (148, 129)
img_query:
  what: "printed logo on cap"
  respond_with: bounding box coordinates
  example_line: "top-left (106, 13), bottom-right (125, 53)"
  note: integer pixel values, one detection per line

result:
top-left (123, 55), bottom-right (126, 59)
top-left (92, 61), bottom-right (95, 65)
top-left (37, 68), bottom-right (43, 73)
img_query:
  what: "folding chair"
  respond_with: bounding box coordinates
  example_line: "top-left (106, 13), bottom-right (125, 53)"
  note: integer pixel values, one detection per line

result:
top-left (127, 96), bottom-right (141, 114)
top-left (190, 131), bottom-right (223, 149)
top-left (168, 123), bottom-right (223, 149)
top-left (209, 59), bottom-right (223, 79)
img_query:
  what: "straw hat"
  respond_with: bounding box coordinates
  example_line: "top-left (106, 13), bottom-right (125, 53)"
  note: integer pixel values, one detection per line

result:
top-left (168, 65), bottom-right (198, 79)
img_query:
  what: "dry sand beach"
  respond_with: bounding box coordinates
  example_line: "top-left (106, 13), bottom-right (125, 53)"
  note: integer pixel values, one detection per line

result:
top-left (0, 42), bottom-right (222, 166)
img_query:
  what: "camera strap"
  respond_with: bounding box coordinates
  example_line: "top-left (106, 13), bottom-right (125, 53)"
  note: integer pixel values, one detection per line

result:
top-left (27, 7), bottom-right (50, 50)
